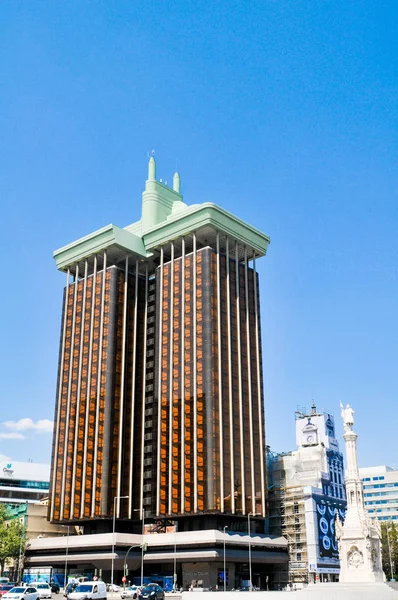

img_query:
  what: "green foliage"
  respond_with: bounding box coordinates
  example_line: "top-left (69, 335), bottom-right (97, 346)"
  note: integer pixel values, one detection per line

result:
top-left (381, 522), bottom-right (398, 580)
top-left (0, 505), bottom-right (25, 577)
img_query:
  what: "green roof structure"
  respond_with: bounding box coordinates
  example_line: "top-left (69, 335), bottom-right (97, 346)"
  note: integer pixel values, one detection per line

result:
top-left (54, 156), bottom-right (270, 274)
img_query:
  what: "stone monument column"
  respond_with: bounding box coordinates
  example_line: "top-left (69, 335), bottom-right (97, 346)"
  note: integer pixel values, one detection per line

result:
top-left (336, 403), bottom-right (385, 583)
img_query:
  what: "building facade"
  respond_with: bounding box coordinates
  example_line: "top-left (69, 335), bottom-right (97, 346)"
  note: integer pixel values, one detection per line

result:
top-left (6, 500), bottom-right (67, 540)
top-left (0, 460), bottom-right (50, 505)
top-left (359, 466), bottom-right (398, 522)
top-left (268, 404), bottom-right (346, 587)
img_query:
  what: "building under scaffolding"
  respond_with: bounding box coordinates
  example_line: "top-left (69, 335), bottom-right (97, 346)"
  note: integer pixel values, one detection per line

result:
top-left (268, 404), bottom-right (346, 588)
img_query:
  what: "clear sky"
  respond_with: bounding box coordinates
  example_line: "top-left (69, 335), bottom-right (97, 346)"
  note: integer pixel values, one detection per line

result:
top-left (0, 1), bottom-right (397, 469)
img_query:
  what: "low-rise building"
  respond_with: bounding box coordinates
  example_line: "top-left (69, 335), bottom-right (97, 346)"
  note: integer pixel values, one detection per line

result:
top-left (7, 501), bottom-right (68, 539)
top-left (359, 465), bottom-right (398, 522)
top-left (268, 404), bottom-right (347, 588)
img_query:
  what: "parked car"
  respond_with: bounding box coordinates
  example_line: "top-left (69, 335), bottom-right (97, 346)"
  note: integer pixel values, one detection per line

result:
top-left (0, 587), bottom-right (15, 597)
top-left (50, 584), bottom-right (60, 594)
top-left (120, 587), bottom-right (140, 600)
top-left (106, 585), bottom-right (120, 593)
top-left (68, 582), bottom-right (107, 600)
top-left (35, 584), bottom-right (52, 600)
top-left (3, 588), bottom-right (39, 600)
top-left (138, 585), bottom-right (164, 600)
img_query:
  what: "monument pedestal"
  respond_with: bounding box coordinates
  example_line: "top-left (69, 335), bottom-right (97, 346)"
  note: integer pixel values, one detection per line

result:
top-left (338, 527), bottom-right (385, 583)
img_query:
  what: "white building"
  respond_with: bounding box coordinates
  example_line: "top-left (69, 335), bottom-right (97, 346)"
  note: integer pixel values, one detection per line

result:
top-left (269, 404), bottom-right (346, 587)
top-left (0, 459), bottom-right (50, 504)
top-left (359, 465), bottom-right (398, 522)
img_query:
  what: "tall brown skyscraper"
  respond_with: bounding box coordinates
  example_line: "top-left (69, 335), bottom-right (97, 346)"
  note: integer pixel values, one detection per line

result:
top-left (49, 157), bottom-right (270, 532)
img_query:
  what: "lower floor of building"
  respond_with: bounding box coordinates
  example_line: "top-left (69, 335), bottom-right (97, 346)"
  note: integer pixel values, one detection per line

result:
top-left (25, 529), bottom-right (288, 591)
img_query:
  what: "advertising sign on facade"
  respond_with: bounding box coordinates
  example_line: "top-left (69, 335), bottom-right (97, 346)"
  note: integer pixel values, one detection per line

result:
top-left (314, 494), bottom-right (346, 560)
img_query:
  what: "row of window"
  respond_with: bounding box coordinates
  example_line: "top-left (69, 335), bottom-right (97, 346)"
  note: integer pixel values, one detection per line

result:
top-left (363, 482), bottom-right (398, 489)
top-left (362, 476), bottom-right (385, 481)
top-left (367, 511), bottom-right (398, 520)
top-left (364, 491), bottom-right (398, 497)
top-left (0, 479), bottom-right (49, 490)
top-left (365, 499), bottom-right (398, 505)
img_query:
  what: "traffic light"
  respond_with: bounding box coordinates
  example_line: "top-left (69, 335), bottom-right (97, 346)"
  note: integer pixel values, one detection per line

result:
top-left (124, 565), bottom-right (129, 576)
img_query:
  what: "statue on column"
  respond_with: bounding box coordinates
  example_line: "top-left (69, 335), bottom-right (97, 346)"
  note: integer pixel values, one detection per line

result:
top-left (340, 401), bottom-right (355, 431)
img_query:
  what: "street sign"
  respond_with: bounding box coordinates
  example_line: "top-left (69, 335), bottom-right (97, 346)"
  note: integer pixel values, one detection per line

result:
top-left (122, 577), bottom-right (126, 583)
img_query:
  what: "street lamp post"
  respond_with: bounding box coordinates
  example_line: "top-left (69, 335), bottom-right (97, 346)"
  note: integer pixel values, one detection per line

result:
top-left (248, 514), bottom-right (252, 591)
top-left (223, 526), bottom-right (228, 592)
top-left (133, 508), bottom-right (145, 586)
top-left (123, 544), bottom-right (141, 587)
top-left (173, 530), bottom-right (177, 592)
top-left (112, 496), bottom-right (129, 586)
top-left (17, 528), bottom-right (25, 584)
top-left (64, 526), bottom-right (70, 591)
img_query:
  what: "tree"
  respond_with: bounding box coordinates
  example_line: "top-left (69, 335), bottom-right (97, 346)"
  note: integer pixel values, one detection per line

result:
top-left (381, 521), bottom-right (398, 581)
top-left (0, 505), bottom-right (26, 578)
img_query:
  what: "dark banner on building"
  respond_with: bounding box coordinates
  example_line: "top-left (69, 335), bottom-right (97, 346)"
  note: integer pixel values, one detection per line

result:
top-left (314, 494), bottom-right (346, 559)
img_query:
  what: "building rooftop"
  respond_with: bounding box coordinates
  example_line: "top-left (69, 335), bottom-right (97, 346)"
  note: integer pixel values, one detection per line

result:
top-left (54, 156), bottom-right (270, 275)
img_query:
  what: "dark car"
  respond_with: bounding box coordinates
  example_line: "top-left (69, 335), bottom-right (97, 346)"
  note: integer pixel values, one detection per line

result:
top-left (0, 586), bottom-right (15, 597)
top-left (50, 583), bottom-right (60, 594)
top-left (138, 584), bottom-right (164, 600)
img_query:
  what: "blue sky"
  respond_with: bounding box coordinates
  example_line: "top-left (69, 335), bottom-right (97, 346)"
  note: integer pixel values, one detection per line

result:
top-left (0, 1), bottom-right (397, 468)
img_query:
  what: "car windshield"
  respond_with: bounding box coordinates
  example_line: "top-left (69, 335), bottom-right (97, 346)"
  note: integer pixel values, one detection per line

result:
top-left (74, 586), bottom-right (92, 593)
top-left (37, 585), bottom-right (49, 589)
top-left (9, 589), bottom-right (25, 594)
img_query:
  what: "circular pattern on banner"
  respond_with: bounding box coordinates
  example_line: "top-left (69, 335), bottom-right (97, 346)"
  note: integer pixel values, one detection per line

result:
top-left (320, 517), bottom-right (329, 534)
top-left (317, 504), bottom-right (326, 515)
top-left (322, 536), bottom-right (331, 550)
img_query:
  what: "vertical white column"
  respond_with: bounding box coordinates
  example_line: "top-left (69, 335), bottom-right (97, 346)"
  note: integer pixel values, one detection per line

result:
top-left (180, 238), bottom-right (186, 513)
top-left (116, 256), bottom-right (129, 517)
top-left (50, 268), bottom-right (70, 522)
top-left (253, 256), bottom-right (266, 517)
top-left (193, 233), bottom-right (198, 512)
top-left (216, 233), bottom-right (224, 512)
top-left (156, 247), bottom-right (164, 517)
top-left (80, 256), bottom-right (97, 518)
top-left (70, 260), bottom-right (88, 518)
top-left (129, 258), bottom-right (139, 519)
top-left (91, 251), bottom-right (107, 517)
top-left (226, 238), bottom-right (235, 514)
top-left (60, 264), bottom-right (79, 520)
top-left (140, 266), bottom-right (148, 519)
top-left (244, 249), bottom-right (256, 514)
top-left (168, 242), bottom-right (175, 514)
top-left (235, 243), bottom-right (246, 515)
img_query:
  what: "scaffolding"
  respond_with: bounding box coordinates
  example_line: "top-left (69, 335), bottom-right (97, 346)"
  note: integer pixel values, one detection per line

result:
top-left (268, 452), bottom-right (310, 585)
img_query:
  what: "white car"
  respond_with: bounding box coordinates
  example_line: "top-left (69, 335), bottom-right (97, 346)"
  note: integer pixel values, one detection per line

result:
top-left (120, 587), bottom-right (140, 600)
top-left (106, 585), bottom-right (120, 593)
top-left (35, 585), bottom-right (52, 600)
top-left (3, 588), bottom-right (39, 600)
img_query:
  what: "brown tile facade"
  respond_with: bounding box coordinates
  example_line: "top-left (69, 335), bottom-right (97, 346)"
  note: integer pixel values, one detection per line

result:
top-left (50, 243), bottom-right (267, 525)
